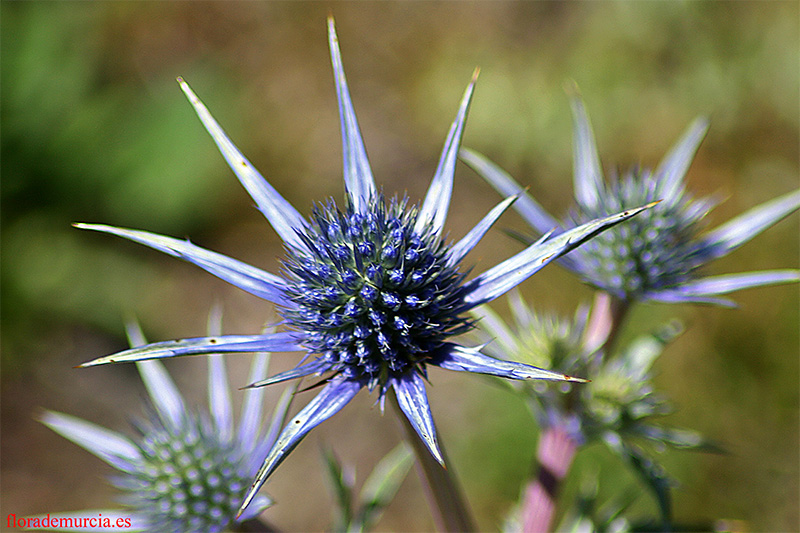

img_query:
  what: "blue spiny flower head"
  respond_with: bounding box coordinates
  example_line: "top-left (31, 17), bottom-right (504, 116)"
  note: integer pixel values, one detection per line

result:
top-left (462, 94), bottom-right (800, 306)
top-left (39, 313), bottom-right (292, 532)
top-left (121, 410), bottom-right (259, 531)
top-left (566, 163), bottom-right (714, 299)
top-left (75, 18), bottom-right (651, 516)
top-left (283, 195), bottom-right (473, 391)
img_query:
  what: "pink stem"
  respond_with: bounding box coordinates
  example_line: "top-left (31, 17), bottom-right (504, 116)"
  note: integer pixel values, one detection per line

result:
top-left (521, 426), bottom-right (579, 532)
top-left (583, 291), bottom-right (629, 355)
top-left (521, 292), bottom-right (627, 531)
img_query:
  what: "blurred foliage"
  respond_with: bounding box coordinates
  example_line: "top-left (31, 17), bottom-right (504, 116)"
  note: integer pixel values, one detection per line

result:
top-left (323, 443), bottom-right (414, 532)
top-left (1, 3), bottom-right (236, 372)
top-left (2, 2), bottom-right (797, 531)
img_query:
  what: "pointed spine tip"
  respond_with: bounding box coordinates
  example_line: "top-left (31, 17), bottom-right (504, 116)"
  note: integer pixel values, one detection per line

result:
top-left (565, 374), bottom-right (590, 383)
top-left (621, 200), bottom-right (661, 219)
top-left (430, 445), bottom-right (445, 466)
top-left (237, 485), bottom-right (259, 521)
top-left (327, 14), bottom-right (337, 39)
top-left (177, 77), bottom-right (199, 103)
top-left (471, 67), bottom-right (480, 82)
top-left (563, 78), bottom-right (581, 98)
top-left (77, 357), bottom-right (118, 368)
top-left (176, 77), bottom-right (192, 96)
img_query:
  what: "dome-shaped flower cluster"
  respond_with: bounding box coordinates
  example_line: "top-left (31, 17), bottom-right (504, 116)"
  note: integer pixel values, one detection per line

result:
top-left (568, 166), bottom-right (715, 299)
top-left (462, 96), bottom-right (799, 306)
top-left (122, 410), bottom-right (257, 532)
top-left (284, 196), bottom-right (472, 390)
top-left (472, 292), bottom-right (712, 451)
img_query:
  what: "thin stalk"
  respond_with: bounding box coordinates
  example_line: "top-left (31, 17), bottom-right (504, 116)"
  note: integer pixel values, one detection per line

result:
top-left (388, 391), bottom-right (475, 532)
top-left (582, 291), bottom-right (630, 355)
top-left (522, 291), bottom-right (629, 531)
top-left (520, 426), bottom-right (578, 532)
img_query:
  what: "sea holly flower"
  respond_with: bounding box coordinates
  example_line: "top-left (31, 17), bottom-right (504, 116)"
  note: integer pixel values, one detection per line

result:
top-left (38, 313), bottom-right (293, 532)
top-left (461, 96), bottom-right (800, 306)
top-left (472, 293), bottom-right (712, 449)
top-left (74, 18), bottom-right (651, 515)
top-left (472, 292), bottom-right (719, 522)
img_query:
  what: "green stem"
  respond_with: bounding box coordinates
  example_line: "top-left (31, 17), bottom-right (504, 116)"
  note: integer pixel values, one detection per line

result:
top-left (388, 390), bottom-right (476, 532)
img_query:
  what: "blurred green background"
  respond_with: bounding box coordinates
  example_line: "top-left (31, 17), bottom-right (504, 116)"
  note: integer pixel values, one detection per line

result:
top-left (2, 2), bottom-right (797, 531)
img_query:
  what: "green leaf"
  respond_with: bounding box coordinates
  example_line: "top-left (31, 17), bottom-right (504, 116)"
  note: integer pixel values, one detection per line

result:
top-left (322, 447), bottom-right (354, 532)
top-left (615, 320), bottom-right (683, 379)
top-left (354, 443), bottom-right (415, 532)
top-left (603, 433), bottom-right (676, 528)
top-left (627, 423), bottom-right (725, 453)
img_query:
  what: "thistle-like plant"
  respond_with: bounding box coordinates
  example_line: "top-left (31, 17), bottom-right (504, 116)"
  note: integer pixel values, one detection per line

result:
top-left (461, 94), bottom-right (799, 307)
top-left (472, 292), bottom-right (719, 526)
top-left (461, 89), bottom-right (796, 529)
top-left (74, 18), bottom-right (651, 518)
top-left (38, 312), bottom-right (293, 532)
